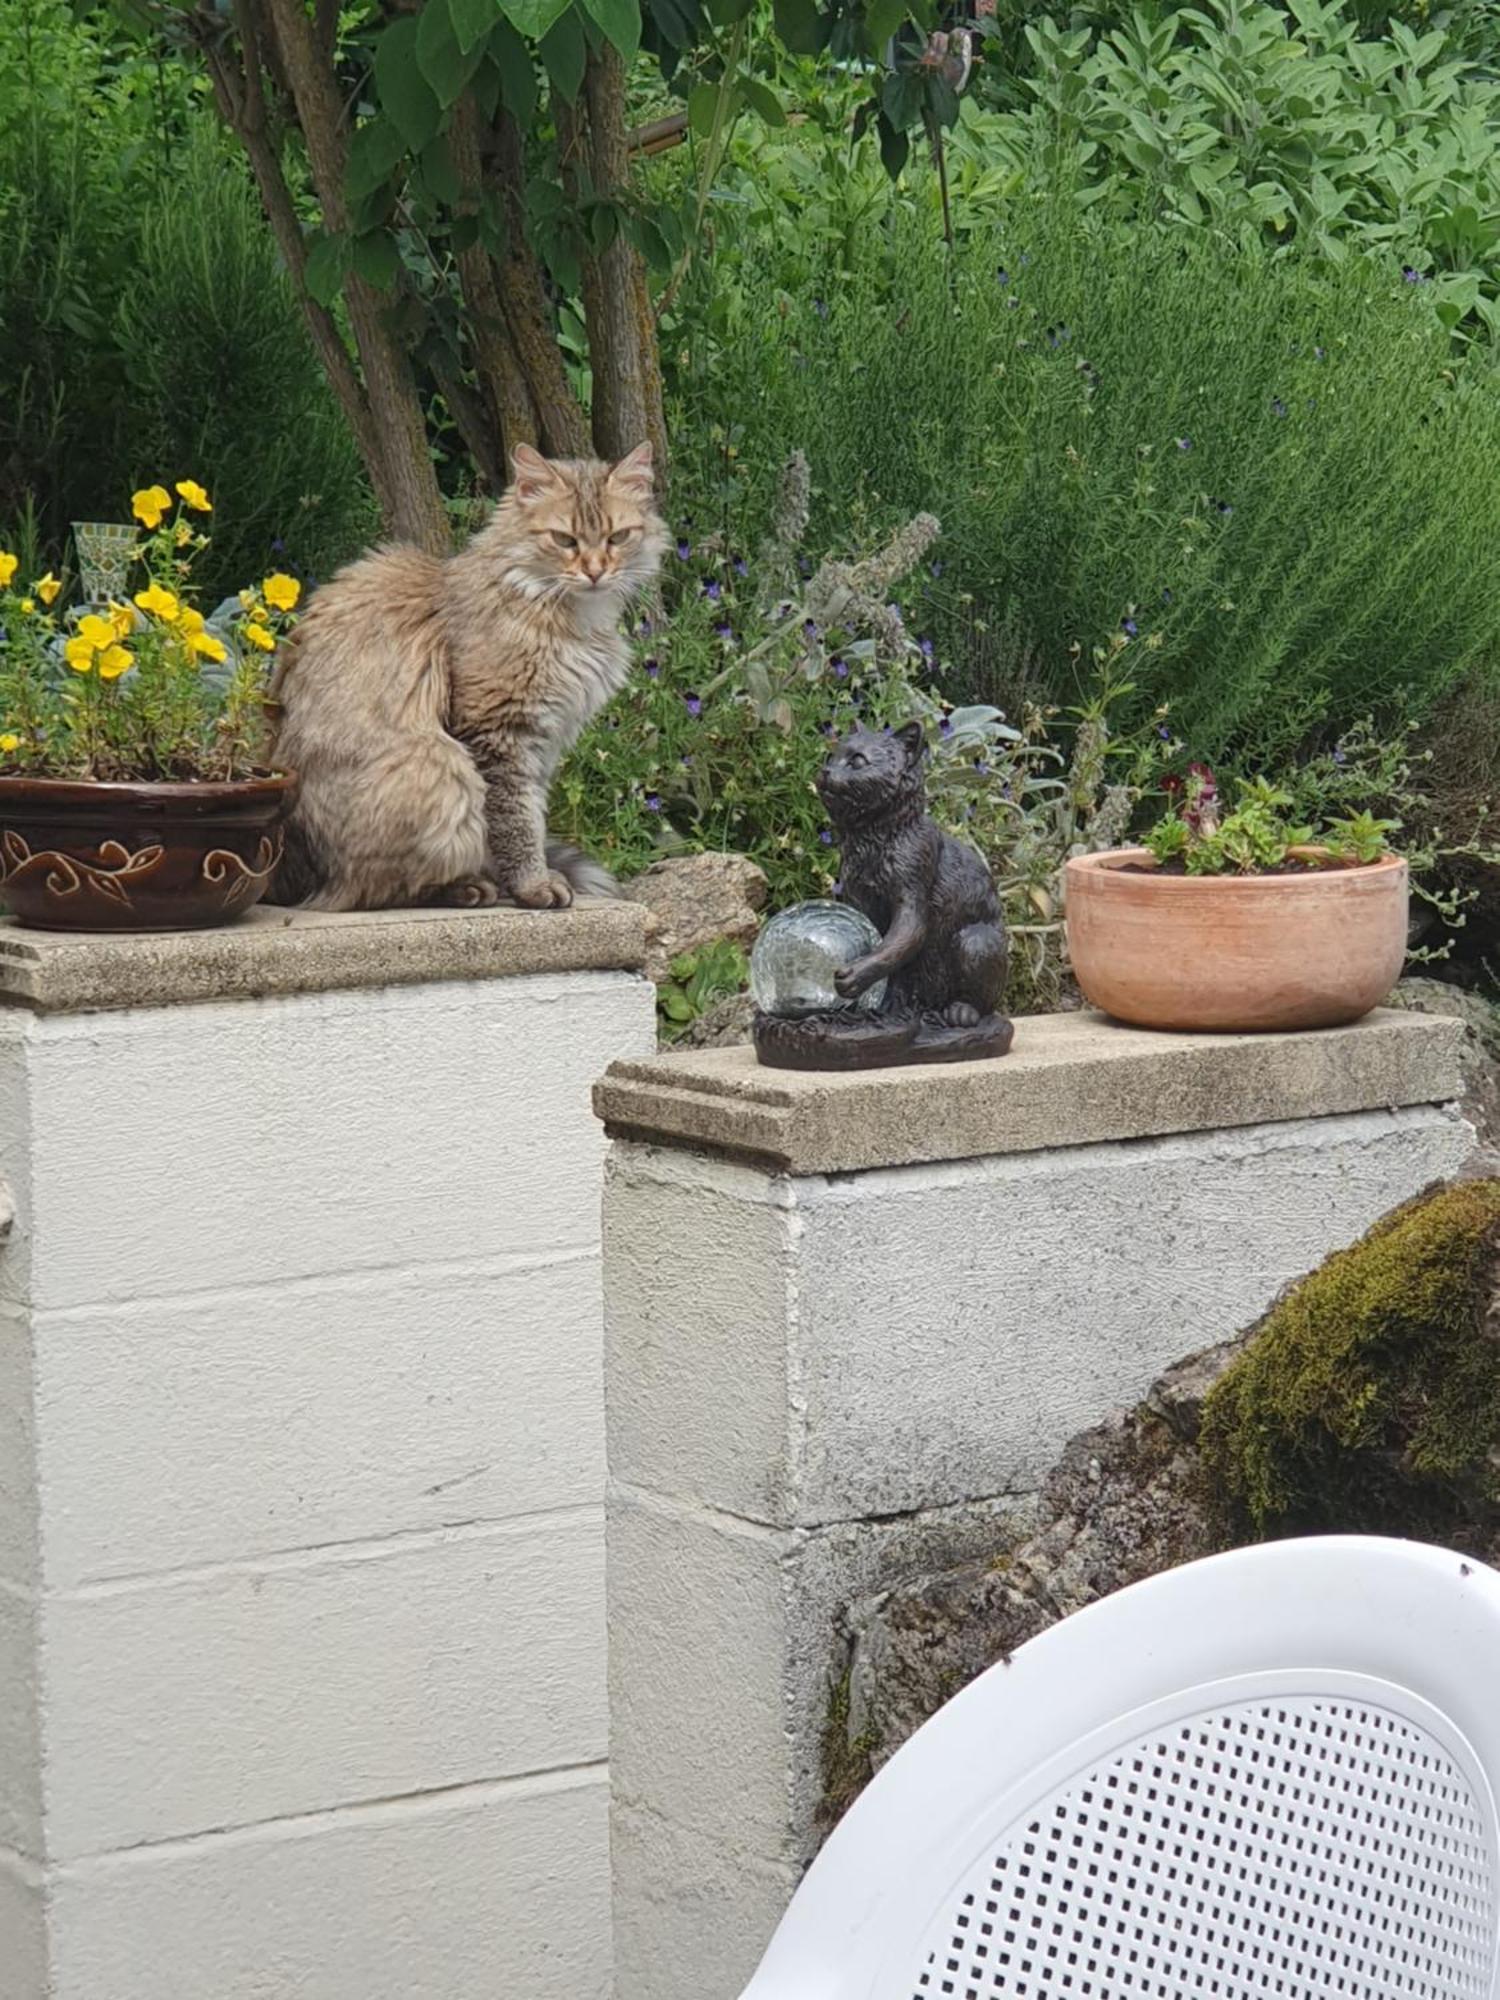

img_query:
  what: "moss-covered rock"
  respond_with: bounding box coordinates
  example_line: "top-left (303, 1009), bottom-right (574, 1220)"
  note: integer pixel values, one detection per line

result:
top-left (1200, 1178), bottom-right (1500, 1545)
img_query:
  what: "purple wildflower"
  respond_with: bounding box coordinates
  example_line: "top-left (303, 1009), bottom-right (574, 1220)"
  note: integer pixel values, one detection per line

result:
top-left (1122, 617), bottom-right (1138, 637)
top-left (733, 555), bottom-right (749, 578)
top-left (940, 717), bottom-right (953, 737)
top-left (644, 657), bottom-right (660, 678)
top-left (645, 793), bottom-right (661, 813)
top-left (919, 635), bottom-right (935, 663)
top-left (1272, 398), bottom-right (1287, 417)
top-left (802, 618), bottom-right (819, 642)
top-left (1333, 745), bottom-right (1347, 766)
top-left (1213, 498), bottom-right (1233, 516)
top-left (832, 879), bottom-right (843, 896)
top-left (704, 578), bottom-right (722, 602)
top-left (996, 266), bottom-right (1010, 286)
top-left (676, 537), bottom-right (691, 560)
top-left (1402, 267), bottom-right (1427, 284)
top-left (1162, 588), bottom-right (1173, 603)
top-left (832, 657), bottom-right (848, 679)
top-left (271, 537), bottom-right (286, 555)
top-left (813, 297), bottom-right (829, 320)
top-left (818, 828), bottom-right (833, 845)
top-left (1176, 436), bottom-right (1193, 452)
top-left (1158, 725), bottom-right (1171, 741)
top-left (685, 693), bottom-right (702, 717)
top-left (714, 620), bottom-right (734, 641)
top-left (976, 760), bottom-right (990, 775)
top-left (1314, 346), bottom-right (1326, 361)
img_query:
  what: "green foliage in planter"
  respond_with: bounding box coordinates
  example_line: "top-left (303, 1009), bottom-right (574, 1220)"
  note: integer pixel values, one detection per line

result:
top-left (1199, 1179), bottom-right (1500, 1541)
top-left (0, 3), bottom-right (373, 598)
top-left (674, 206), bottom-right (1500, 764)
top-left (1143, 768), bottom-right (1400, 872)
top-left (0, 486), bottom-right (294, 781)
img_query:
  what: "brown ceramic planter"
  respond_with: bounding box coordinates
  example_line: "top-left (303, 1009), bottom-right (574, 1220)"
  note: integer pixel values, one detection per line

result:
top-left (0, 775), bottom-right (293, 932)
top-left (1064, 848), bottom-right (1409, 1032)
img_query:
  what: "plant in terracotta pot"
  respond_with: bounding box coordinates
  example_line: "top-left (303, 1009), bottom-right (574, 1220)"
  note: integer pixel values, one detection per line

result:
top-left (1065, 766), bottom-right (1409, 1032)
top-left (0, 482), bottom-right (298, 931)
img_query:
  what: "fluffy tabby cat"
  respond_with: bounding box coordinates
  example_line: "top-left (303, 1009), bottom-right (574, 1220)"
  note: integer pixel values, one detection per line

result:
top-left (267, 442), bottom-right (664, 910)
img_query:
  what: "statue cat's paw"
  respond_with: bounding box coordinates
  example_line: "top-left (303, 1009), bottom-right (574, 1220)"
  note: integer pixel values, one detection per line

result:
top-left (943, 999), bottom-right (981, 1028)
top-left (834, 959), bottom-right (873, 999)
top-left (512, 871), bottom-right (575, 910)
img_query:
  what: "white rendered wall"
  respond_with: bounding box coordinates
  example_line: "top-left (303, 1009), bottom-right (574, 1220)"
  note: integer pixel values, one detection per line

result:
top-left (603, 1101), bottom-right (1474, 2000)
top-left (0, 963), bottom-right (655, 2000)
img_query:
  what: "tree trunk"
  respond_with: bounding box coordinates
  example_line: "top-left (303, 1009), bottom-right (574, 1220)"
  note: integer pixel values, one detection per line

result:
top-left (572, 46), bottom-right (667, 474)
top-left (448, 95), bottom-right (544, 463)
top-left (490, 111), bottom-right (591, 459)
top-left (259, 0), bottom-right (451, 551)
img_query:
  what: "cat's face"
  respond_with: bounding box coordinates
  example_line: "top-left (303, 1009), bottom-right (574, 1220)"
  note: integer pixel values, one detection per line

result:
top-left (818, 723), bottom-right (926, 822)
top-left (507, 443), bottom-right (663, 597)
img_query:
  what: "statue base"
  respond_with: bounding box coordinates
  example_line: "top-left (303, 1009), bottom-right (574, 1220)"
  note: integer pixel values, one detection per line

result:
top-left (753, 1007), bottom-right (1015, 1072)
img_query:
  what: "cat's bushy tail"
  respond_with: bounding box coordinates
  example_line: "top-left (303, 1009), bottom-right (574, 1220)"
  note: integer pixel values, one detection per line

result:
top-left (546, 840), bottom-right (619, 900)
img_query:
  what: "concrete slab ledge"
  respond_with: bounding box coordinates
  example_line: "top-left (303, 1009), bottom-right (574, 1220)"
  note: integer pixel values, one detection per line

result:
top-left (594, 1007), bottom-right (1464, 1174)
top-left (0, 902), bottom-right (648, 1013)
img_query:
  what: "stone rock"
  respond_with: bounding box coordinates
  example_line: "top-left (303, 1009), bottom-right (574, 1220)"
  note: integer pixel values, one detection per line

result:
top-left (1387, 976), bottom-right (1500, 1168)
top-left (621, 853), bottom-right (768, 984)
top-left (674, 991), bottom-right (754, 1050)
top-left (841, 1339), bottom-right (1236, 1786)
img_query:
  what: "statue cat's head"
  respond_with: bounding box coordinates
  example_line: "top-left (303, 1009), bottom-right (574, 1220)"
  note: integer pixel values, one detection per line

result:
top-left (817, 721), bottom-right (927, 827)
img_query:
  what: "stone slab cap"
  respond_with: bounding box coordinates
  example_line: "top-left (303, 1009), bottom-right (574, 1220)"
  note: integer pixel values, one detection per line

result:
top-left (595, 1007), bottom-right (1465, 1174)
top-left (0, 901), bottom-right (648, 1013)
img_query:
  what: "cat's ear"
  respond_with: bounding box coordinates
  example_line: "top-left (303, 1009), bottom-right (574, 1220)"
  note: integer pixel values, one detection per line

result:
top-left (895, 720), bottom-right (927, 763)
top-left (609, 442), bottom-right (654, 499)
top-left (511, 444), bottom-right (563, 504)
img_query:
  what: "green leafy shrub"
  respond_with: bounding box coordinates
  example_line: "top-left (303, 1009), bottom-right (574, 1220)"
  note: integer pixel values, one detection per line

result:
top-left (674, 207), bottom-right (1500, 763)
top-left (656, 940), bottom-right (751, 1038)
top-left (0, 2), bottom-right (372, 599)
top-left (999, 0), bottom-right (1500, 332)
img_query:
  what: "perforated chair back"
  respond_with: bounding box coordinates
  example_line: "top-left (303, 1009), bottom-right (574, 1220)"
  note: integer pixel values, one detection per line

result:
top-left (739, 1538), bottom-right (1500, 2000)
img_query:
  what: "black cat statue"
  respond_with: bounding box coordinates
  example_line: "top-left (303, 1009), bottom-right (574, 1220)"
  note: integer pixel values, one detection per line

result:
top-left (752, 721), bottom-right (1016, 1071)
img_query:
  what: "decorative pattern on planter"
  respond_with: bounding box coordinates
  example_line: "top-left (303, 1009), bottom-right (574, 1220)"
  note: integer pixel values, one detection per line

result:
top-left (0, 831), bottom-right (165, 908)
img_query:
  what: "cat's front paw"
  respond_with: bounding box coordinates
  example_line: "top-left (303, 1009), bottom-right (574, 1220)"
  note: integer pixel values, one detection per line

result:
top-left (512, 872), bottom-right (575, 910)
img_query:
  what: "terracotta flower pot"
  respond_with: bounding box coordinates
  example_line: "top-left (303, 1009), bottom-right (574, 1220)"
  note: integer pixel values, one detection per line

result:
top-left (1064, 848), bottom-right (1409, 1033)
top-left (0, 775), bottom-right (294, 933)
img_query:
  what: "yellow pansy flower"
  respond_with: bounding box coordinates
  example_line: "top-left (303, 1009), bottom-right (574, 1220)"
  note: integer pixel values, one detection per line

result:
top-left (36, 572), bottom-right (61, 606)
top-left (175, 480), bottom-right (212, 513)
top-left (243, 622), bottom-right (276, 653)
top-left (134, 583), bottom-right (180, 622)
top-left (108, 602), bottom-right (134, 639)
top-left (19, 599), bottom-right (34, 615)
top-left (64, 637), bottom-right (96, 674)
top-left (186, 629), bottom-right (227, 663)
top-left (97, 645), bottom-right (133, 680)
top-left (77, 613), bottom-right (116, 650)
top-left (178, 607), bottom-right (206, 635)
top-left (0, 734), bottom-right (20, 754)
top-left (262, 573), bottom-right (301, 613)
top-left (0, 552), bottom-right (17, 588)
top-left (132, 485), bottom-right (171, 529)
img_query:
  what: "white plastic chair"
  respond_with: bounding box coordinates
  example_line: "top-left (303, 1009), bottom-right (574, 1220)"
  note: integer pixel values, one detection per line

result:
top-left (741, 1536), bottom-right (1500, 2000)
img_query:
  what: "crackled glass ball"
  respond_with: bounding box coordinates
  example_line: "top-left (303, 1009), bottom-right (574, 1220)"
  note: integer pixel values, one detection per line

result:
top-left (750, 900), bottom-right (887, 1017)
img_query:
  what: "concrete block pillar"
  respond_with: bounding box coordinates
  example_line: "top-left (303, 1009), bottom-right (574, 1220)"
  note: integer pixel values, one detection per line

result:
top-left (0, 904), bottom-right (656, 2000)
top-left (595, 1009), bottom-right (1471, 2000)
